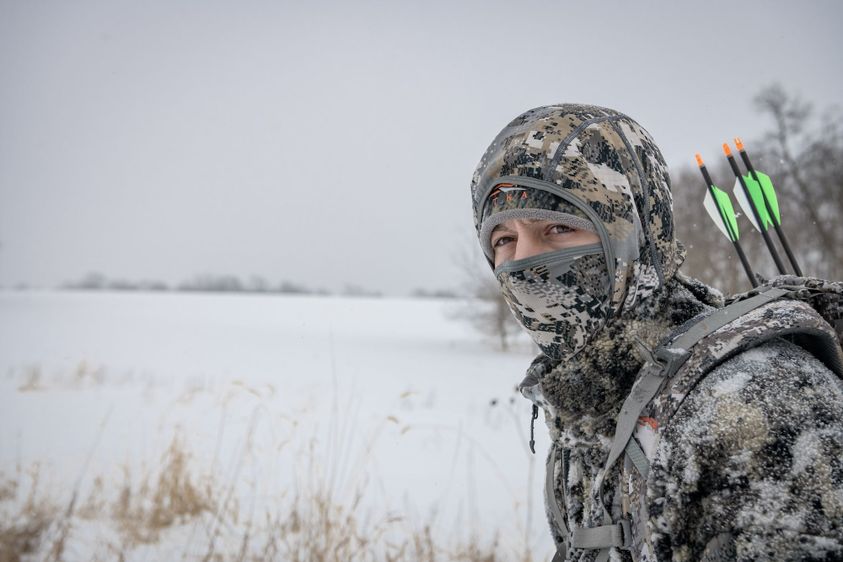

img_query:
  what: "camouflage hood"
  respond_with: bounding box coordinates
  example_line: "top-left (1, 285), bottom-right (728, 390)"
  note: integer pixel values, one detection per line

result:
top-left (471, 104), bottom-right (684, 317)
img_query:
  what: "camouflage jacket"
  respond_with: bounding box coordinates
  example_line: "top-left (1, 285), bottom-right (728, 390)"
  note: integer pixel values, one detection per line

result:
top-left (521, 277), bottom-right (843, 562)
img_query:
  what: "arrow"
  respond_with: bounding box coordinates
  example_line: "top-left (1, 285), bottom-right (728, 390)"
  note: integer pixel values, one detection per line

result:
top-left (733, 138), bottom-right (803, 276)
top-left (723, 143), bottom-right (787, 275)
top-left (696, 153), bottom-right (758, 288)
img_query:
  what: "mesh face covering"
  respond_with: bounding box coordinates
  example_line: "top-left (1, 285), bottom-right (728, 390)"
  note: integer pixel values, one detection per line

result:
top-left (495, 243), bottom-right (611, 361)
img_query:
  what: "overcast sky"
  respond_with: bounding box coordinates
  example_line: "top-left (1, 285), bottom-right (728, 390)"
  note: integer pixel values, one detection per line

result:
top-left (1, 0), bottom-right (841, 294)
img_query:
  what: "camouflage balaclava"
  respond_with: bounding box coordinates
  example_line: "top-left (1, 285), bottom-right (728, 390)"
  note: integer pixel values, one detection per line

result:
top-left (471, 104), bottom-right (683, 361)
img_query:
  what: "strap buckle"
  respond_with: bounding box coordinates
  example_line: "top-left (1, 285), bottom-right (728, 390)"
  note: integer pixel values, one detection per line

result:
top-left (569, 518), bottom-right (634, 550)
top-left (654, 345), bottom-right (691, 378)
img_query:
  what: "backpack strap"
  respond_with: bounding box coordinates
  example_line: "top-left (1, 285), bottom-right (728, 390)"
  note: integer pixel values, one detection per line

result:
top-left (546, 444), bottom-right (569, 562)
top-left (547, 286), bottom-right (794, 560)
top-left (599, 287), bottom-right (791, 483)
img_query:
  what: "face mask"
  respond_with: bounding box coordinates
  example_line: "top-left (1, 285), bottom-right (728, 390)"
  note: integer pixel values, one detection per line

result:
top-left (495, 243), bottom-right (611, 361)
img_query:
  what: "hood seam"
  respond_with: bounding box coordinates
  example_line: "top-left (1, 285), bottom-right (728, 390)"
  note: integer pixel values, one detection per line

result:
top-left (612, 121), bottom-right (666, 285)
top-left (545, 115), bottom-right (622, 184)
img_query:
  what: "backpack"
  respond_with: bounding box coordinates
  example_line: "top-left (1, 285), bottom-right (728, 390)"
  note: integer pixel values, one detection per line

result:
top-left (544, 276), bottom-right (843, 562)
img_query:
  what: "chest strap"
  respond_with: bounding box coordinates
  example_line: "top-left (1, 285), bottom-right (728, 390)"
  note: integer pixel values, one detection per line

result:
top-left (571, 519), bottom-right (631, 549)
top-left (546, 287), bottom-right (791, 560)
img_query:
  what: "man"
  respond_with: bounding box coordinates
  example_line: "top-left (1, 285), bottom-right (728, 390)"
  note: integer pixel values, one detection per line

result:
top-left (470, 104), bottom-right (843, 561)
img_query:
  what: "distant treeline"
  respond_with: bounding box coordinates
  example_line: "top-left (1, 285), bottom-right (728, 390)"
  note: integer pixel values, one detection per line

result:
top-left (56, 271), bottom-right (459, 299)
top-left (61, 272), bottom-right (350, 296)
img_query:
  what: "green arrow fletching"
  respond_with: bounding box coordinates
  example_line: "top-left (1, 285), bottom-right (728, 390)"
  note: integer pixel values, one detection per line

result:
top-left (703, 185), bottom-right (740, 242)
top-left (732, 171), bottom-right (780, 230)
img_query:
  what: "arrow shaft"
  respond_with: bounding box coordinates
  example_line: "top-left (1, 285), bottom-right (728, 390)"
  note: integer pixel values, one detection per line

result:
top-left (738, 149), bottom-right (804, 276)
top-left (732, 237), bottom-right (758, 289)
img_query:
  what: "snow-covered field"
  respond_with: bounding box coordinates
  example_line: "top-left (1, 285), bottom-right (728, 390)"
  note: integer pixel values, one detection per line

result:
top-left (0, 290), bottom-right (553, 560)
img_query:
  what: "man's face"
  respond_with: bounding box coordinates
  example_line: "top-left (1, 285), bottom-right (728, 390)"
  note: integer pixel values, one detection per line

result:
top-left (490, 218), bottom-right (601, 269)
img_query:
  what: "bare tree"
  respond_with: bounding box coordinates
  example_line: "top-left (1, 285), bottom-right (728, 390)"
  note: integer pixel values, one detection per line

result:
top-left (752, 84), bottom-right (843, 280)
top-left (450, 237), bottom-right (522, 351)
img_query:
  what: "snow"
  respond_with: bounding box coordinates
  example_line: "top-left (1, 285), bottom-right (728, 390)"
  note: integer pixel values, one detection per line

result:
top-left (711, 370), bottom-right (752, 397)
top-left (0, 289), bottom-right (553, 559)
top-left (736, 345), bottom-right (779, 364)
top-left (791, 429), bottom-right (822, 475)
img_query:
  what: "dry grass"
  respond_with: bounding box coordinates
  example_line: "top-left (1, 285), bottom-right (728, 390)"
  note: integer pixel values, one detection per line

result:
top-left (0, 466), bottom-right (59, 562)
top-left (112, 434), bottom-right (215, 546)
top-left (70, 361), bottom-right (107, 388)
top-left (4, 372), bottom-right (541, 561)
top-left (14, 361), bottom-right (110, 393)
top-left (255, 488), bottom-right (509, 562)
top-left (16, 367), bottom-right (45, 393)
top-left (0, 434), bottom-right (536, 562)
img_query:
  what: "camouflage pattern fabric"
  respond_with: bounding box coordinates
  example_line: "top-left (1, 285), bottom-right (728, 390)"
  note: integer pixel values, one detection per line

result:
top-left (529, 279), bottom-right (843, 562)
top-left (728, 275), bottom-right (843, 342)
top-left (470, 105), bottom-right (843, 560)
top-left (471, 104), bottom-right (683, 318)
top-left (527, 276), bottom-right (721, 562)
top-left (644, 301), bottom-right (843, 561)
top-left (496, 246), bottom-right (610, 360)
top-left (628, 298), bottom-right (843, 561)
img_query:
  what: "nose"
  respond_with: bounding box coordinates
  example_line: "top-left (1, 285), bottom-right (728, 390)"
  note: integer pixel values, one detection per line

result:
top-left (513, 229), bottom-right (550, 261)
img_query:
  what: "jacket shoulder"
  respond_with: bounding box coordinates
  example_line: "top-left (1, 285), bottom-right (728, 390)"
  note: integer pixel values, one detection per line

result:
top-left (647, 298), bottom-right (842, 431)
top-left (666, 336), bottom-right (843, 455)
top-left (647, 338), bottom-right (843, 560)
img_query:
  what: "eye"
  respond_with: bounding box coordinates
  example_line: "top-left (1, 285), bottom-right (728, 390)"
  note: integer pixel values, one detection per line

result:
top-left (548, 224), bottom-right (574, 235)
top-left (492, 234), bottom-right (515, 248)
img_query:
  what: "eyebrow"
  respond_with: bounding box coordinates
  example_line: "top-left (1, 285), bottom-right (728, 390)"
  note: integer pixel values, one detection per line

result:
top-left (490, 224), bottom-right (514, 235)
top-left (490, 218), bottom-right (548, 235)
